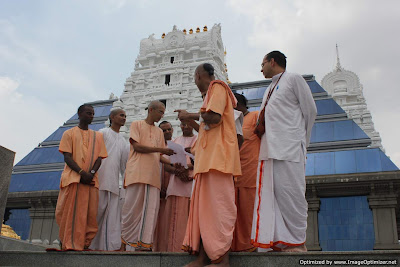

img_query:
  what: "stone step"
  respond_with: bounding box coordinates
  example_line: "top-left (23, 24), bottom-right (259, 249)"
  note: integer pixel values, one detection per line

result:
top-left (1, 250), bottom-right (399, 267)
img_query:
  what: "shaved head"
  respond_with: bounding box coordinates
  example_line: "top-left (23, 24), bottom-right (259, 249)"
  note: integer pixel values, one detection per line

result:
top-left (148, 100), bottom-right (165, 110)
top-left (195, 63), bottom-right (215, 77)
top-left (109, 108), bottom-right (124, 118)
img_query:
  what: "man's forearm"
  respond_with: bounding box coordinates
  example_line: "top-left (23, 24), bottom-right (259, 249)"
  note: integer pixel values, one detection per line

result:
top-left (201, 111), bottom-right (221, 124)
top-left (131, 139), bottom-right (162, 154)
top-left (90, 157), bottom-right (102, 172)
top-left (64, 153), bottom-right (82, 173)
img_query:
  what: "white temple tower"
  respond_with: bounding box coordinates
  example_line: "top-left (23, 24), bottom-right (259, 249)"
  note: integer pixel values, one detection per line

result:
top-left (321, 45), bottom-right (383, 150)
top-left (113, 24), bottom-right (229, 136)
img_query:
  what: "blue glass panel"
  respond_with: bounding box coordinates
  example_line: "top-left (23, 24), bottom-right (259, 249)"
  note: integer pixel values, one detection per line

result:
top-left (379, 150), bottom-right (399, 171)
top-left (246, 88), bottom-right (260, 100)
top-left (333, 120), bottom-right (354, 141)
top-left (353, 123), bottom-right (369, 139)
top-left (318, 196), bottom-right (374, 251)
top-left (310, 124), bottom-right (317, 143)
top-left (307, 80), bottom-right (326, 94)
top-left (314, 152), bottom-right (335, 175)
top-left (257, 87), bottom-right (267, 98)
top-left (315, 99), bottom-right (345, 115)
top-left (16, 147), bottom-right (63, 166)
top-left (44, 123), bottom-right (105, 142)
top-left (315, 122), bottom-right (334, 142)
top-left (355, 149), bottom-right (381, 173)
top-left (5, 209), bottom-right (31, 240)
top-left (9, 171), bottom-right (62, 192)
top-left (305, 153), bottom-right (315, 176)
top-left (334, 150), bottom-right (357, 174)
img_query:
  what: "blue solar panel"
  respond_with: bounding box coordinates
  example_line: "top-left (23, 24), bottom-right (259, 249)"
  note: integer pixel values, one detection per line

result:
top-left (68, 104), bottom-right (113, 121)
top-left (306, 148), bottom-right (398, 176)
top-left (16, 147), bottom-right (64, 166)
top-left (9, 171), bottom-right (62, 192)
top-left (310, 120), bottom-right (369, 143)
top-left (44, 123), bottom-right (105, 142)
top-left (315, 99), bottom-right (345, 115)
top-left (308, 80), bottom-right (326, 94)
top-left (248, 106), bottom-right (260, 112)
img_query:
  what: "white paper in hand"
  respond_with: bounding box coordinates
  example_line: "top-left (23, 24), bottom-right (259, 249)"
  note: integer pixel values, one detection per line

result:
top-left (167, 140), bottom-right (188, 168)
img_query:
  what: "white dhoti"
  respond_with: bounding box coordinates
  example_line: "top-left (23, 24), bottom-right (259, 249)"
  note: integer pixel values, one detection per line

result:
top-left (121, 183), bottom-right (160, 251)
top-left (90, 190), bottom-right (121, 251)
top-left (251, 156), bottom-right (307, 250)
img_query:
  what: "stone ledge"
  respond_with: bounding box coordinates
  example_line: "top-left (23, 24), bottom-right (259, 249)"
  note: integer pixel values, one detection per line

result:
top-left (0, 236), bottom-right (48, 252)
top-left (1, 250), bottom-right (400, 267)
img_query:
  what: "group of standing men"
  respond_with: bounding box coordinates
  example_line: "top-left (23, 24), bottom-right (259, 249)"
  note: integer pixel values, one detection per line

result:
top-left (55, 50), bottom-right (317, 266)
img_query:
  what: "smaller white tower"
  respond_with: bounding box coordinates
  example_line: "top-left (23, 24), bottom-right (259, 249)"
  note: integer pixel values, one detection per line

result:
top-left (321, 45), bottom-right (383, 150)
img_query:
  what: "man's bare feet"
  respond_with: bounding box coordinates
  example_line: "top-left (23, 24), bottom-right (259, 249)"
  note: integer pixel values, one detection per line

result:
top-left (281, 244), bottom-right (307, 252)
top-left (205, 252), bottom-right (230, 267)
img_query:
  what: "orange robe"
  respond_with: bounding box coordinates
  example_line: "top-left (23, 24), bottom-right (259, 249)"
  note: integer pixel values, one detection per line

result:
top-left (182, 80), bottom-right (241, 263)
top-left (153, 162), bottom-right (171, 252)
top-left (121, 120), bottom-right (166, 250)
top-left (232, 111), bottom-right (260, 252)
top-left (55, 126), bottom-right (107, 250)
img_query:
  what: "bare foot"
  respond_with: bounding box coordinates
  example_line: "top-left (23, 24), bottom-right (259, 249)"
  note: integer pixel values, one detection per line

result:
top-left (184, 259), bottom-right (207, 267)
top-left (281, 244), bottom-right (307, 252)
top-left (205, 253), bottom-right (229, 267)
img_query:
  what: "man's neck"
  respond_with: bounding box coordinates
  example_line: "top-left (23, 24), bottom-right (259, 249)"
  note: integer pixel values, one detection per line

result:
top-left (183, 133), bottom-right (194, 137)
top-left (110, 124), bottom-right (121, 133)
top-left (145, 117), bottom-right (155, 125)
top-left (78, 122), bottom-right (89, 130)
top-left (272, 67), bottom-right (285, 77)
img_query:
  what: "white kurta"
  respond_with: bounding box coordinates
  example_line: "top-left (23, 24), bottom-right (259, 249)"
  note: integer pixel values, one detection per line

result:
top-left (90, 127), bottom-right (129, 251)
top-left (251, 72), bottom-right (317, 250)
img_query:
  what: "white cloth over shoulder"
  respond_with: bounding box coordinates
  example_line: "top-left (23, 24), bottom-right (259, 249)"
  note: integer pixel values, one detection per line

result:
top-left (97, 127), bottom-right (130, 195)
top-left (259, 72), bottom-right (317, 162)
top-left (234, 109), bottom-right (244, 136)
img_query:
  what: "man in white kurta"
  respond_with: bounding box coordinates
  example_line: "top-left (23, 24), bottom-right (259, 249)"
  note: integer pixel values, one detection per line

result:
top-left (251, 51), bottom-right (317, 252)
top-left (90, 109), bottom-right (129, 251)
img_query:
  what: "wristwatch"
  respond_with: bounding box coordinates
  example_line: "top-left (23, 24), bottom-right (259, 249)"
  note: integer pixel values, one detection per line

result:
top-left (90, 170), bottom-right (96, 175)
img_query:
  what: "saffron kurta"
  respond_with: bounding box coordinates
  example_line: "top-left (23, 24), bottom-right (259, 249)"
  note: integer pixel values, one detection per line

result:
top-left (55, 126), bottom-right (107, 250)
top-left (121, 120), bottom-right (166, 250)
top-left (183, 80), bottom-right (241, 263)
top-left (251, 72), bottom-right (317, 250)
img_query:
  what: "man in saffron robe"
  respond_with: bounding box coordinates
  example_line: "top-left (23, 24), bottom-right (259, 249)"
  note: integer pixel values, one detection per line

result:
top-left (231, 93), bottom-right (260, 252)
top-left (55, 104), bottom-right (108, 250)
top-left (251, 51), bottom-right (317, 252)
top-left (121, 101), bottom-right (175, 251)
top-left (176, 63), bottom-right (241, 266)
top-left (90, 109), bottom-right (129, 251)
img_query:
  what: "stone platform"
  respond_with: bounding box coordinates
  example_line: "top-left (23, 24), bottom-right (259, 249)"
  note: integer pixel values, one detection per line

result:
top-left (1, 250), bottom-right (399, 266)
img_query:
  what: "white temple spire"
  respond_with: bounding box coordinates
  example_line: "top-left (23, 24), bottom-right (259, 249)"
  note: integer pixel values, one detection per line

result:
top-left (336, 43), bottom-right (342, 71)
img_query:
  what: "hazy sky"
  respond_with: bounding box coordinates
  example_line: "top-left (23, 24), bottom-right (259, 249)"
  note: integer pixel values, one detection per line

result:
top-left (1, 0), bottom-right (399, 166)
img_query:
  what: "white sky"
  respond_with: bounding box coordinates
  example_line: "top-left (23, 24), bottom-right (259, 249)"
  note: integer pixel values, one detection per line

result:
top-left (1, 0), bottom-right (399, 167)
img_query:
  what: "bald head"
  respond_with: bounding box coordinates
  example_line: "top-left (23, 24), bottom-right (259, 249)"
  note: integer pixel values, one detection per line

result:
top-left (148, 100), bottom-right (165, 110)
top-left (109, 108), bottom-right (126, 128)
top-left (194, 63), bottom-right (215, 93)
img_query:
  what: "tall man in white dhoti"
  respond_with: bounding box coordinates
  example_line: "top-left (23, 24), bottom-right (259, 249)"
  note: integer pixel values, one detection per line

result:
top-left (251, 51), bottom-right (317, 252)
top-left (90, 109), bottom-right (129, 251)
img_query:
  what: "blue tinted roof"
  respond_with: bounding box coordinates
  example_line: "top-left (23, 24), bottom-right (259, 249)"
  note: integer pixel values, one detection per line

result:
top-left (68, 104), bottom-right (113, 121)
top-left (315, 99), bottom-right (345, 115)
top-left (9, 171), bottom-right (62, 192)
top-left (306, 148), bottom-right (398, 176)
top-left (310, 120), bottom-right (369, 143)
top-left (234, 87), bottom-right (267, 100)
top-left (16, 147), bottom-right (63, 166)
top-left (308, 80), bottom-right (326, 94)
top-left (44, 123), bottom-right (105, 142)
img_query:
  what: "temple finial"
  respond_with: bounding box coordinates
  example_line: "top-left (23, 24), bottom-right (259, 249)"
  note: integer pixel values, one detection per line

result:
top-left (336, 43), bottom-right (342, 71)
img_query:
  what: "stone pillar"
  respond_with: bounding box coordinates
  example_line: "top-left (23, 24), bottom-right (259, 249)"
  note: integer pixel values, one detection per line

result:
top-left (368, 194), bottom-right (400, 249)
top-left (0, 146), bottom-right (15, 235)
top-left (306, 197), bottom-right (322, 251)
top-left (28, 198), bottom-right (58, 245)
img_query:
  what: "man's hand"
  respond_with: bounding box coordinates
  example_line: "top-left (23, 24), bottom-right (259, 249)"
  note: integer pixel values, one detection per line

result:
top-left (175, 109), bottom-right (191, 121)
top-left (80, 171), bottom-right (93, 185)
top-left (185, 147), bottom-right (192, 154)
top-left (160, 148), bottom-right (175, 156)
